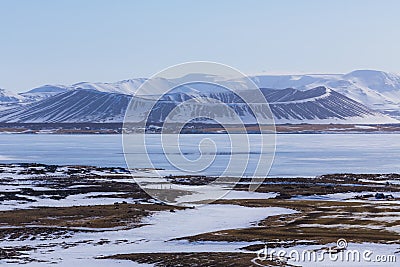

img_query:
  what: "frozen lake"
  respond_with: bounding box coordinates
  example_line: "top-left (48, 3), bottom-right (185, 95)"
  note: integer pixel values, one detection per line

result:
top-left (0, 134), bottom-right (399, 177)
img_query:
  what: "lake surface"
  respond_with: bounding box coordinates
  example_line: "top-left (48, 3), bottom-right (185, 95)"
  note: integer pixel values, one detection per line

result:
top-left (0, 134), bottom-right (399, 177)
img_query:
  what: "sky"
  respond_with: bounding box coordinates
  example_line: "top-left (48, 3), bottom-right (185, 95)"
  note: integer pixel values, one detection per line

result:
top-left (1, 0), bottom-right (399, 92)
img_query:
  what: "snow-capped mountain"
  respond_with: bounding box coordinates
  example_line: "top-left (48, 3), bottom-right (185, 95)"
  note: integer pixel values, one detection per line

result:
top-left (249, 70), bottom-right (400, 118)
top-left (19, 78), bottom-right (149, 101)
top-left (1, 69), bottom-right (399, 124)
top-left (71, 78), bottom-right (148, 95)
top-left (0, 89), bottom-right (130, 123)
top-left (0, 89), bottom-right (24, 111)
top-left (20, 85), bottom-right (71, 102)
top-left (0, 88), bottom-right (22, 103)
top-left (267, 87), bottom-right (395, 124)
top-left (145, 86), bottom-right (396, 124)
top-left (15, 70), bottom-right (400, 117)
top-left (0, 86), bottom-right (395, 124)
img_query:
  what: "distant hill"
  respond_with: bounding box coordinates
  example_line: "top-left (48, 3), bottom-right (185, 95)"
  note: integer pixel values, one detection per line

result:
top-left (0, 70), bottom-right (399, 124)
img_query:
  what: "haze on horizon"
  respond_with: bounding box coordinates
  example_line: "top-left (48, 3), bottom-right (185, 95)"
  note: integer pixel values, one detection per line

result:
top-left (1, 0), bottom-right (399, 92)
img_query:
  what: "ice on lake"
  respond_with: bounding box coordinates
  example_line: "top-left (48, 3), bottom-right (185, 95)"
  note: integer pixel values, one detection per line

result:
top-left (0, 134), bottom-right (400, 177)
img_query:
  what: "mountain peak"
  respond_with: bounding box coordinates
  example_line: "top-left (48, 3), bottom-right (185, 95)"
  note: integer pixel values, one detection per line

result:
top-left (343, 70), bottom-right (400, 92)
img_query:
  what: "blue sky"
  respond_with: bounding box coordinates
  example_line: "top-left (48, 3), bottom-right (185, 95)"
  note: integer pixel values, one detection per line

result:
top-left (1, 0), bottom-right (399, 92)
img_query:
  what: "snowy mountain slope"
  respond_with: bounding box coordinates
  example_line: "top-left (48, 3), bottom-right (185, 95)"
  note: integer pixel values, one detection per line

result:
top-left (19, 79), bottom-right (148, 101)
top-left (343, 70), bottom-right (400, 92)
top-left (14, 69), bottom-right (400, 115)
top-left (0, 87), bottom-right (396, 124)
top-left (0, 88), bottom-right (23, 103)
top-left (18, 77), bottom-right (176, 101)
top-left (1, 69), bottom-right (399, 124)
top-left (0, 89), bottom-right (130, 123)
top-left (19, 85), bottom-right (71, 102)
top-left (249, 70), bottom-right (400, 117)
top-left (0, 89), bottom-right (25, 111)
top-left (144, 86), bottom-right (396, 124)
top-left (267, 87), bottom-right (396, 124)
top-left (71, 78), bottom-right (148, 95)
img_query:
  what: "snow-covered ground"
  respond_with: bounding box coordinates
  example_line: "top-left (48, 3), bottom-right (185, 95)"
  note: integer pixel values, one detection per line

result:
top-left (1, 204), bottom-right (295, 266)
top-left (0, 165), bottom-right (290, 265)
top-left (1, 164), bottom-right (399, 266)
top-left (290, 191), bottom-right (400, 202)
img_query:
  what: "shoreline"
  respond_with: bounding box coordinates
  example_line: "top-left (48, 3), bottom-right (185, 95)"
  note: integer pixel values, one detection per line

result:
top-left (1, 123), bottom-right (400, 134)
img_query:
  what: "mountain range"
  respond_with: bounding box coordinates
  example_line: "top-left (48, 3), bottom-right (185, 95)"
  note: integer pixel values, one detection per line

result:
top-left (0, 70), bottom-right (399, 124)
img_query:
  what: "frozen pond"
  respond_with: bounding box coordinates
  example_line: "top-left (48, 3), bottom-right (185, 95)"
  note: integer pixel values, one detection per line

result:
top-left (0, 134), bottom-right (400, 177)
